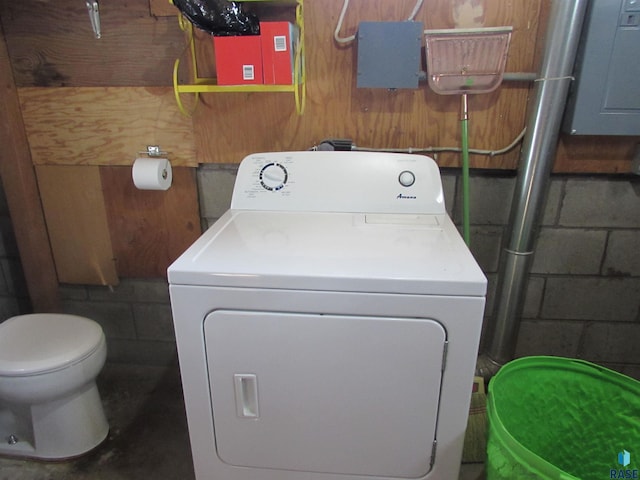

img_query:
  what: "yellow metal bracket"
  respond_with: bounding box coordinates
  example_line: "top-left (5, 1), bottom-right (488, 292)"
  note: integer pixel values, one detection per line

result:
top-left (172, 0), bottom-right (306, 116)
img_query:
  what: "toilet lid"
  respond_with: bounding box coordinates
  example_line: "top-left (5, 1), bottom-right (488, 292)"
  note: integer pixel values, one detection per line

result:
top-left (0, 314), bottom-right (105, 376)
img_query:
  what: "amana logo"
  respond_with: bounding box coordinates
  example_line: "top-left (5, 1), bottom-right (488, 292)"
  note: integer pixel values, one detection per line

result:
top-left (396, 193), bottom-right (417, 200)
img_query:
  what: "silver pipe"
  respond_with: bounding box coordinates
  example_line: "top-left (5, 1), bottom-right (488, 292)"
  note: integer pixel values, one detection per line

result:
top-left (479, 0), bottom-right (589, 373)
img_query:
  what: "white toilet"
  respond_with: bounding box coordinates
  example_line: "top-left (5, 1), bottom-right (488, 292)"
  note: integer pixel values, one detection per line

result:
top-left (0, 313), bottom-right (109, 460)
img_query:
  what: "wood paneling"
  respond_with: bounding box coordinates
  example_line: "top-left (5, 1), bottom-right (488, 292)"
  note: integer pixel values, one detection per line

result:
top-left (150, 0), bottom-right (180, 18)
top-left (180, 0), bottom-right (638, 173)
top-left (0, 0), bottom-right (185, 87)
top-left (0, 26), bottom-right (60, 311)
top-left (189, 0), bottom-right (542, 168)
top-left (36, 166), bottom-right (118, 286)
top-left (553, 135), bottom-right (639, 174)
top-left (19, 87), bottom-right (196, 167)
top-left (100, 166), bottom-right (201, 278)
top-left (4, 0), bottom-right (636, 173)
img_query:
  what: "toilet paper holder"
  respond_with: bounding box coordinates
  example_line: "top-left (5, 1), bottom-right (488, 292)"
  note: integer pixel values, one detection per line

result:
top-left (132, 146), bottom-right (173, 190)
top-left (138, 145), bottom-right (169, 158)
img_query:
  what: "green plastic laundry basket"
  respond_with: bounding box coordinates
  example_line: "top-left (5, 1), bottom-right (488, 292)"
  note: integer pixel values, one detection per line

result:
top-left (487, 356), bottom-right (640, 480)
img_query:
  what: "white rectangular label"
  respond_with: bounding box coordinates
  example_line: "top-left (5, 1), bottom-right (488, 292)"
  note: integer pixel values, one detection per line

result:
top-left (242, 65), bottom-right (255, 80)
top-left (274, 35), bottom-right (287, 52)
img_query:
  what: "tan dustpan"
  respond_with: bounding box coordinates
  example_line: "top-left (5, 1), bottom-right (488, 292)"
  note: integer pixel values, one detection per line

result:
top-left (423, 26), bottom-right (513, 247)
top-left (424, 26), bottom-right (513, 95)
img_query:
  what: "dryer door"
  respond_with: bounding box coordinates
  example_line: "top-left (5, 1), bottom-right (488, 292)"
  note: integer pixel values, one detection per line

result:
top-left (204, 310), bottom-right (447, 478)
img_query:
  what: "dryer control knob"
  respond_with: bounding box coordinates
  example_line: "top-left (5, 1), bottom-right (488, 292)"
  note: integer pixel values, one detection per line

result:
top-left (398, 170), bottom-right (415, 187)
top-left (260, 163), bottom-right (288, 191)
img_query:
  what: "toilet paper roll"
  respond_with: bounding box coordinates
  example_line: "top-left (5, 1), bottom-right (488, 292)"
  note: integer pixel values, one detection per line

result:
top-left (132, 158), bottom-right (172, 191)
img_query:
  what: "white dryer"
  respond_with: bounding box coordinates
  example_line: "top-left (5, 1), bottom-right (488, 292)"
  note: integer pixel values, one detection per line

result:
top-left (169, 151), bottom-right (486, 480)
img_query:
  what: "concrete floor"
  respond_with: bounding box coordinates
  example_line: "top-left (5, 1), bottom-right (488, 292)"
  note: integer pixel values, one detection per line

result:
top-left (0, 364), bottom-right (484, 480)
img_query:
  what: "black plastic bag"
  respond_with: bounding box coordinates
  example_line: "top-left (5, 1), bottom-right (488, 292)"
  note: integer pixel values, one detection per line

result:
top-left (173, 0), bottom-right (260, 36)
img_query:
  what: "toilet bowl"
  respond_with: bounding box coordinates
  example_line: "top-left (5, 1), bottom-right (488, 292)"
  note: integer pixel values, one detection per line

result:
top-left (0, 313), bottom-right (109, 460)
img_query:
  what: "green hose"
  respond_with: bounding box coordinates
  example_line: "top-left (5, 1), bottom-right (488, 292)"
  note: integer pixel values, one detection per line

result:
top-left (461, 94), bottom-right (470, 246)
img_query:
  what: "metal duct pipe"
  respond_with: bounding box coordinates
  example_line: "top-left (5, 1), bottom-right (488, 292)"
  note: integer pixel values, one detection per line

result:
top-left (477, 0), bottom-right (588, 378)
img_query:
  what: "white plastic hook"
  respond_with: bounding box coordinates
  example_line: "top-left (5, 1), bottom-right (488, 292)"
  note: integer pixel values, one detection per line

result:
top-left (86, 1), bottom-right (101, 39)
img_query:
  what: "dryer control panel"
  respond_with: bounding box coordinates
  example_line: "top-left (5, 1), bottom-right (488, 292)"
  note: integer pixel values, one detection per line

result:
top-left (230, 151), bottom-right (446, 215)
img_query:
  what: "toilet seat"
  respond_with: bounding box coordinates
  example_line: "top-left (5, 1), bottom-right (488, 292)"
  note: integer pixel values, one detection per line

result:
top-left (0, 314), bottom-right (105, 377)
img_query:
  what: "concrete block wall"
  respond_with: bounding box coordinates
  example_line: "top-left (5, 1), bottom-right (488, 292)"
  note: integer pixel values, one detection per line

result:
top-left (198, 164), bottom-right (238, 227)
top-left (60, 280), bottom-right (177, 366)
top-left (457, 173), bottom-right (640, 380)
top-left (530, 178), bottom-right (640, 379)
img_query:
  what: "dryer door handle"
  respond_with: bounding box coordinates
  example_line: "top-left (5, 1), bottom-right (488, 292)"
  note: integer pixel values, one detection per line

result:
top-left (234, 374), bottom-right (259, 418)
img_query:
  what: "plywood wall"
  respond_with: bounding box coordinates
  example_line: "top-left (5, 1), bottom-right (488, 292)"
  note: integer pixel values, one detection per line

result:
top-left (36, 165), bottom-right (119, 285)
top-left (1, 0), bottom-right (184, 87)
top-left (100, 166), bottom-right (201, 278)
top-left (19, 87), bottom-right (196, 167)
top-left (1, 0), bottom-right (638, 288)
top-left (2, 0), bottom-right (637, 173)
top-left (1, 0), bottom-right (201, 281)
top-left (183, 0), bottom-right (636, 172)
top-left (190, 0), bottom-right (541, 169)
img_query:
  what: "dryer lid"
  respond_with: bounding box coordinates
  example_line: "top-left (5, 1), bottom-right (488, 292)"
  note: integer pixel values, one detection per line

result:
top-left (168, 210), bottom-right (487, 296)
top-left (0, 314), bottom-right (105, 376)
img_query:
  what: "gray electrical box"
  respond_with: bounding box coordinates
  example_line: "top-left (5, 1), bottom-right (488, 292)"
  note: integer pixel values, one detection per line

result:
top-left (563, 0), bottom-right (640, 135)
top-left (356, 21), bottom-right (424, 89)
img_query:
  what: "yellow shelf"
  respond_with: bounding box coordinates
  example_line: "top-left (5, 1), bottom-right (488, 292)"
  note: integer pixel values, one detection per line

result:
top-left (173, 0), bottom-right (305, 116)
top-left (175, 80), bottom-right (297, 94)
top-left (230, 0), bottom-right (298, 3)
